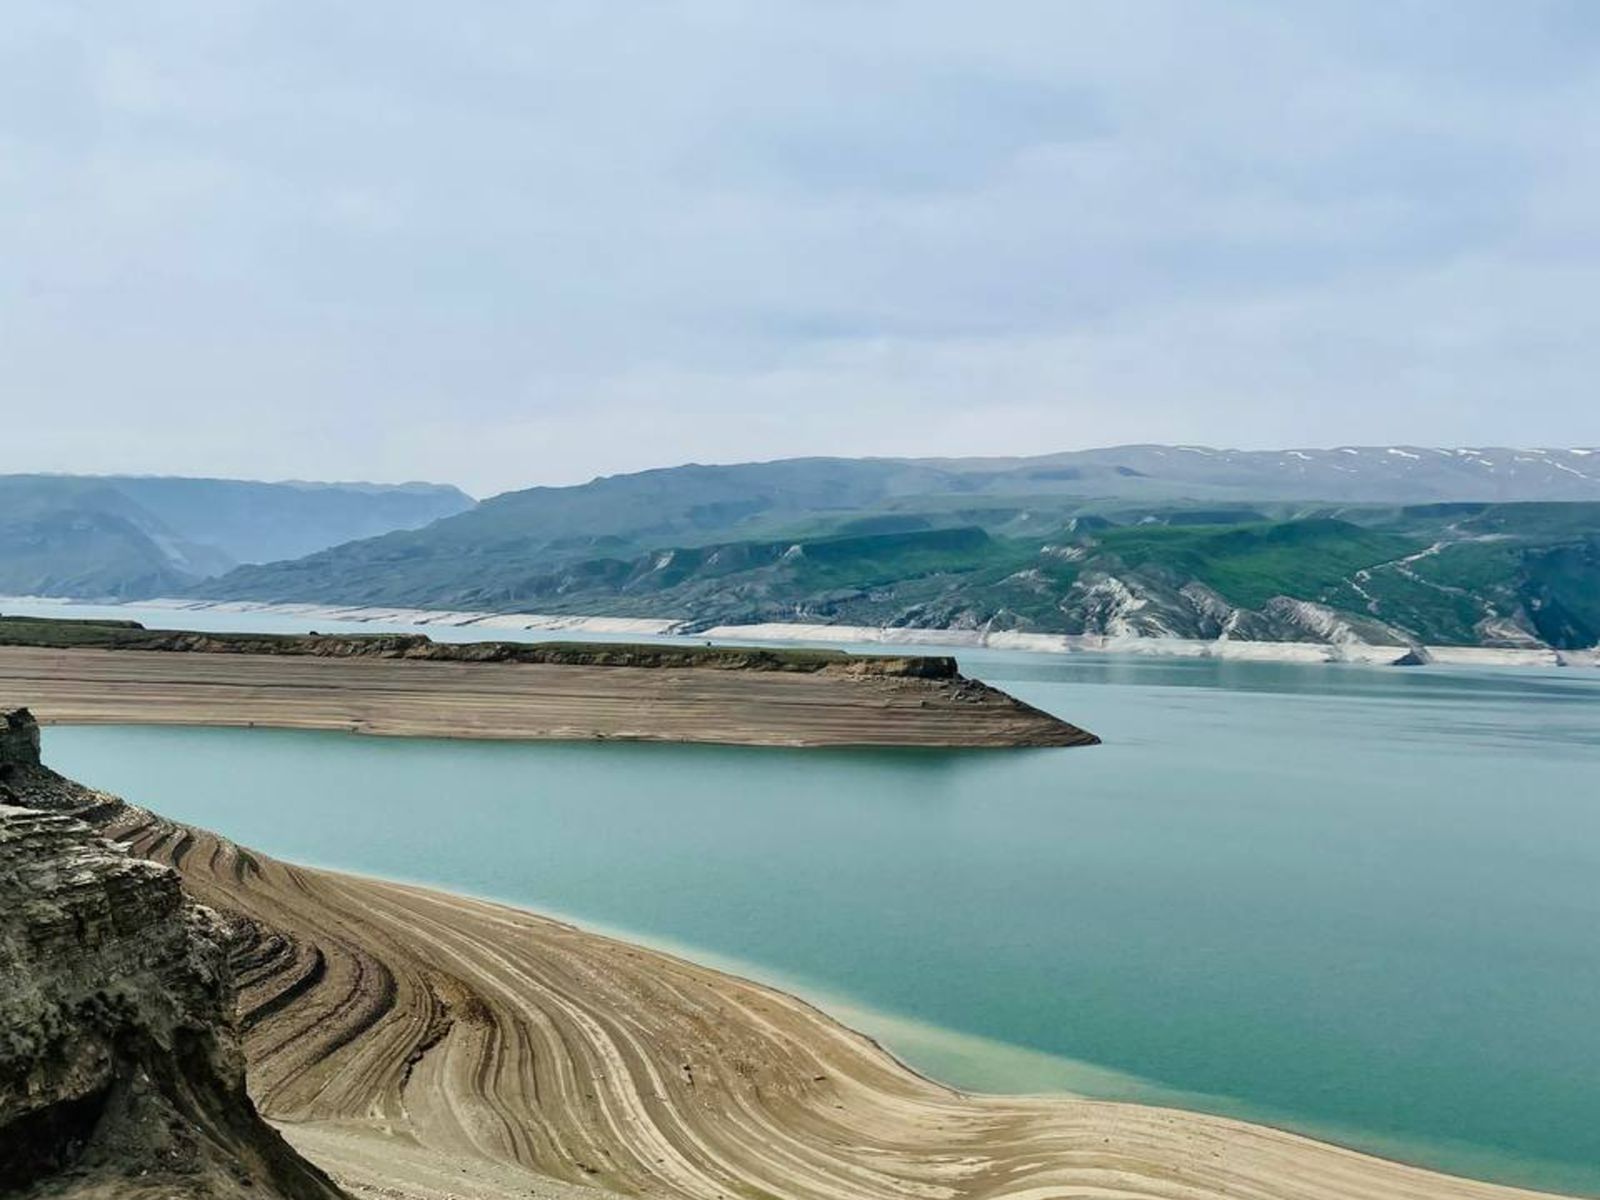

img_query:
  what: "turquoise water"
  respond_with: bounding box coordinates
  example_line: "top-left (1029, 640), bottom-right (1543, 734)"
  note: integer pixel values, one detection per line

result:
top-left (20, 605), bottom-right (1600, 1194)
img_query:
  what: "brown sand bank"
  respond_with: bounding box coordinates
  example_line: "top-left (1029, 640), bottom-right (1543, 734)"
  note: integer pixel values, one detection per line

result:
top-left (0, 643), bottom-right (1093, 748)
top-left (91, 803), bottom-right (1569, 1200)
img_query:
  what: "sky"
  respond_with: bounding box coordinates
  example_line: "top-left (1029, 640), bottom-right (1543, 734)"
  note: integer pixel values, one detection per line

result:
top-left (3, 2), bottom-right (1599, 497)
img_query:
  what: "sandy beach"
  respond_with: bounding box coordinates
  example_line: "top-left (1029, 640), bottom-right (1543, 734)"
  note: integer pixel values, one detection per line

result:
top-left (88, 801), bottom-right (1572, 1200)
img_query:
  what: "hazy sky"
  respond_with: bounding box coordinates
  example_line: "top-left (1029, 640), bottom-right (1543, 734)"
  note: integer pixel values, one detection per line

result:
top-left (4, 2), bottom-right (1598, 496)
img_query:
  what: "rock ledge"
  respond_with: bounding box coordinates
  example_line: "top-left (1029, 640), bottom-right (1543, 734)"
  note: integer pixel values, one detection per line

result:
top-left (0, 708), bottom-right (343, 1199)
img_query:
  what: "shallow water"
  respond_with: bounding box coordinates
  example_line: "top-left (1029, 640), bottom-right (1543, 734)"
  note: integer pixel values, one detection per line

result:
top-left (19, 602), bottom-right (1600, 1194)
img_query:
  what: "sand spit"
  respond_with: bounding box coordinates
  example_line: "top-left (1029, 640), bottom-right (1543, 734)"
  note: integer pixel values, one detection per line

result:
top-left (88, 805), bottom-right (1570, 1200)
top-left (31, 597), bottom-right (1594, 668)
top-left (0, 644), bottom-right (1094, 748)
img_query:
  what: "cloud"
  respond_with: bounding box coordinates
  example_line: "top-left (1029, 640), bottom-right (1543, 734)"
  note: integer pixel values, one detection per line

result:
top-left (1, 1), bottom-right (1597, 494)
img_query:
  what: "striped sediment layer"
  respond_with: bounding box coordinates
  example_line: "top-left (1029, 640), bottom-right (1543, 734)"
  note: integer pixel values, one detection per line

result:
top-left (85, 802), bottom-right (1568, 1200)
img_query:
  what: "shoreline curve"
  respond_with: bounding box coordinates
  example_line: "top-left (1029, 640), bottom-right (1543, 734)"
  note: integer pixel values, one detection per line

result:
top-left (83, 800), bottom-right (1583, 1200)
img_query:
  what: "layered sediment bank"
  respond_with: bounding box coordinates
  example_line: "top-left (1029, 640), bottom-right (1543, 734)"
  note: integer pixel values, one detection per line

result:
top-left (112, 792), bottom-right (1569, 1200)
top-left (0, 619), bottom-right (1094, 749)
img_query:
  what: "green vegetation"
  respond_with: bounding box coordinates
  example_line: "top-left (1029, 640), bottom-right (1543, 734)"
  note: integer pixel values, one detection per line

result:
top-left (1389, 530), bottom-right (1600, 647)
top-left (185, 501), bottom-right (1600, 649)
top-left (0, 614), bottom-right (150, 644)
top-left (776, 526), bottom-right (1018, 589)
top-left (1088, 520), bottom-right (1421, 609)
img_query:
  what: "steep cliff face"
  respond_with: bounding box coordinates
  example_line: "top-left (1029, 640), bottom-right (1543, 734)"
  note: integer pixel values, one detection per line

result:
top-left (0, 708), bottom-right (111, 815)
top-left (0, 706), bottom-right (40, 768)
top-left (0, 709), bottom-right (344, 1200)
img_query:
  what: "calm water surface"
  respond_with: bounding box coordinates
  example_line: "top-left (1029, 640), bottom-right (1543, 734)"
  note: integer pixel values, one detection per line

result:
top-left (22, 603), bottom-right (1600, 1194)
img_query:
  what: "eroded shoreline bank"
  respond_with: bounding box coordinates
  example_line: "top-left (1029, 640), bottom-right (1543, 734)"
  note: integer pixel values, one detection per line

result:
top-left (108, 799), bottom-right (1581, 1200)
top-left (9, 595), bottom-right (1594, 668)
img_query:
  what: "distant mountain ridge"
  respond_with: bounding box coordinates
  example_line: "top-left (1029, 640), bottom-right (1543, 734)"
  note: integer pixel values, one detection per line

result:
top-left (74, 475), bottom-right (475, 563)
top-left (912, 444), bottom-right (1600, 503)
top-left (0, 475), bottom-right (473, 600)
top-left (202, 445), bottom-right (1600, 596)
top-left (187, 446), bottom-right (1600, 652)
top-left (198, 502), bottom-right (1600, 651)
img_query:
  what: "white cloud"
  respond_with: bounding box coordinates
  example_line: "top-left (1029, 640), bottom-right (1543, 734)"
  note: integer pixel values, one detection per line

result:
top-left (1, 1), bottom-right (1597, 494)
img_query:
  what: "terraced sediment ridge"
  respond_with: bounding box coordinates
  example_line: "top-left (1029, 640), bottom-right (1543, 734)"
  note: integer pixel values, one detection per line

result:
top-left (0, 616), bottom-right (1094, 748)
top-left (84, 798), bottom-right (1567, 1200)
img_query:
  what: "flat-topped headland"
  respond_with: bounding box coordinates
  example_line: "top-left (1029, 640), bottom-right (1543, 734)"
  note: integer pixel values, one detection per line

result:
top-left (0, 615), bottom-right (1095, 748)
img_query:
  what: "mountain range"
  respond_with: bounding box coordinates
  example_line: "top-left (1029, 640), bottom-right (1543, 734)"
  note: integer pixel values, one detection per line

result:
top-left (0, 476), bottom-right (472, 600)
top-left (5, 448), bottom-right (1599, 651)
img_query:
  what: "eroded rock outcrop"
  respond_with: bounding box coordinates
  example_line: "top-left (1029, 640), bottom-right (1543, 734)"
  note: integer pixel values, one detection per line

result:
top-left (0, 709), bottom-right (343, 1199)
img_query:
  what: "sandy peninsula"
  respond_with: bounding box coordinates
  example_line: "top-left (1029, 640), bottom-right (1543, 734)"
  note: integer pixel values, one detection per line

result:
top-left (84, 800), bottom-right (1568, 1200)
top-left (0, 633), bottom-right (1094, 748)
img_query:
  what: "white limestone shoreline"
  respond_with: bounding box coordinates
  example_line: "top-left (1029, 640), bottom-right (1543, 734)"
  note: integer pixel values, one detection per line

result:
top-left (6, 595), bottom-right (1595, 669)
top-left (694, 620), bottom-right (1600, 668)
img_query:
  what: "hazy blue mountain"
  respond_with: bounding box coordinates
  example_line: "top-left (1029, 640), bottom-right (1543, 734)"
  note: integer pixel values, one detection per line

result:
top-left (0, 478), bottom-right (229, 600)
top-left (0, 475), bottom-right (473, 599)
top-left (922, 445), bottom-right (1600, 503)
top-left (84, 476), bottom-right (473, 564)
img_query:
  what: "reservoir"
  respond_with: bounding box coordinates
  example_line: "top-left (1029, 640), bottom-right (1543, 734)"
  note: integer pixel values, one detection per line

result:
top-left (22, 604), bottom-right (1600, 1195)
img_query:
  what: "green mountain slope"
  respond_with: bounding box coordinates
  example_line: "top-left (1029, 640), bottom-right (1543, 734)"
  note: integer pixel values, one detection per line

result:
top-left (197, 498), bottom-right (1600, 650)
top-left (1335, 504), bottom-right (1600, 648)
top-left (193, 446), bottom-right (1600, 615)
top-left (1071, 520), bottom-right (1419, 610)
top-left (176, 450), bottom-right (1600, 651)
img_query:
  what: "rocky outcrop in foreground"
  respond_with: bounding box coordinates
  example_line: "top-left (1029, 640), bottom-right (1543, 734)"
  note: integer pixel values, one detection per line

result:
top-left (0, 709), bottom-right (343, 1199)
